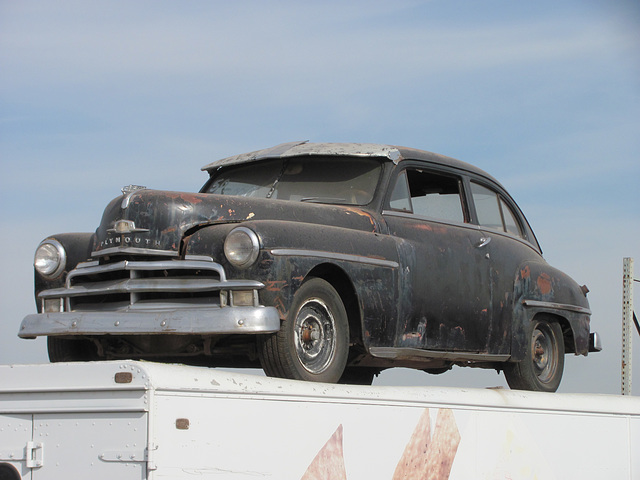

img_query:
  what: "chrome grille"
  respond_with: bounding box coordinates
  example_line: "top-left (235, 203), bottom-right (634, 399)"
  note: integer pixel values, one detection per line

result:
top-left (39, 258), bottom-right (264, 312)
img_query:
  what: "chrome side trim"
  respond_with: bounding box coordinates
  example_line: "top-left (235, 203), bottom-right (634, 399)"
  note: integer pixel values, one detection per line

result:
top-left (269, 248), bottom-right (399, 269)
top-left (370, 347), bottom-right (510, 362)
top-left (19, 306), bottom-right (281, 338)
top-left (522, 300), bottom-right (592, 315)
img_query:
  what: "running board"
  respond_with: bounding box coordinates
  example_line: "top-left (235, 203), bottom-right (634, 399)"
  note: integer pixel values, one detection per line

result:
top-left (369, 347), bottom-right (510, 363)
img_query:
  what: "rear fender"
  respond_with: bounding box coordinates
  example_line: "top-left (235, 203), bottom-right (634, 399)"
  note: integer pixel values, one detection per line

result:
top-left (510, 261), bottom-right (591, 360)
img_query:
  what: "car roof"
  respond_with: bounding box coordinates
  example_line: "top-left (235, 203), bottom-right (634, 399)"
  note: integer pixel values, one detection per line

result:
top-left (201, 140), bottom-right (501, 186)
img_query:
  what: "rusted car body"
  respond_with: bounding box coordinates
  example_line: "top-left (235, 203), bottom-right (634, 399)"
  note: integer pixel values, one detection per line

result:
top-left (19, 141), bottom-right (600, 391)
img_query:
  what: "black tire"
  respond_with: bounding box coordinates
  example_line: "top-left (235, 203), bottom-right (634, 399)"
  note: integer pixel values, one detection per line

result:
top-left (503, 318), bottom-right (565, 392)
top-left (48, 336), bottom-right (99, 362)
top-left (423, 366), bottom-right (452, 375)
top-left (338, 367), bottom-right (379, 385)
top-left (258, 278), bottom-right (349, 383)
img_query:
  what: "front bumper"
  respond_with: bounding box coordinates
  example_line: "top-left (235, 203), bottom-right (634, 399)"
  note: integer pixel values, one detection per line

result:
top-left (19, 306), bottom-right (281, 338)
top-left (20, 256), bottom-right (282, 338)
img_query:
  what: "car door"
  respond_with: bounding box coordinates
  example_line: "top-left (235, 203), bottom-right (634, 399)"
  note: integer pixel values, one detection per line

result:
top-left (382, 166), bottom-right (493, 353)
top-left (468, 180), bottom-right (543, 354)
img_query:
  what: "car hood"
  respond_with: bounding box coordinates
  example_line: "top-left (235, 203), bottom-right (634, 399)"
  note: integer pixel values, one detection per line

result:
top-left (93, 189), bottom-right (380, 257)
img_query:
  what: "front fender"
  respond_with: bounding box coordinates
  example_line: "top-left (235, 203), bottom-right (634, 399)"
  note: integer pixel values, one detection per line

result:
top-left (34, 233), bottom-right (96, 312)
top-left (184, 220), bottom-right (401, 350)
top-left (510, 261), bottom-right (592, 359)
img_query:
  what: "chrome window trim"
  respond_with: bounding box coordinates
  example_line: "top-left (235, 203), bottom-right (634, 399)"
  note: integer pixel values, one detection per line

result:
top-left (382, 209), bottom-right (476, 230)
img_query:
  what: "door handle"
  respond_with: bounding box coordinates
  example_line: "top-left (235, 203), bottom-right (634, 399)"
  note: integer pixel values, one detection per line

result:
top-left (476, 237), bottom-right (491, 248)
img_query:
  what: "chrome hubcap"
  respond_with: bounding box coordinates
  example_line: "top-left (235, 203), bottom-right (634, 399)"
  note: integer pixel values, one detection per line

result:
top-left (294, 298), bottom-right (336, 374)
top-left (532, 324), bottom-right (557, 384)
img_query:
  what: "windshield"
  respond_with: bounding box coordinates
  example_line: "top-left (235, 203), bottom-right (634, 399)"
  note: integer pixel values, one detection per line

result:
top-left (204, 157), bottom-right (382, 205)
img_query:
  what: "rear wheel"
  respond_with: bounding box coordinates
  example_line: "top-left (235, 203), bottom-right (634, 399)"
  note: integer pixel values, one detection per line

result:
top-left (48, 337), bottom-right (99, 362)
top-left (504, 318), bottom-right (564, 392)
top-left (258, 278), bottom-right (349, 383)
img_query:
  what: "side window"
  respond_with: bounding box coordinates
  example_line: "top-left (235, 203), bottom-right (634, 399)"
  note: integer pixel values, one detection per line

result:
top-left (389, 169), bottom-right (465, 223)
top-left (471, 182), bottom-right (523, 238)
top-left (500, 198), bottom-right (521, 236)
top-left (389, 170), bottom-right (412, 211)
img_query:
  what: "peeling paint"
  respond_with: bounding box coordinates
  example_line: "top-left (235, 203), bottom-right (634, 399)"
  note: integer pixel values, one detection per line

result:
top-left (537, 273), bottom-right (552, 295)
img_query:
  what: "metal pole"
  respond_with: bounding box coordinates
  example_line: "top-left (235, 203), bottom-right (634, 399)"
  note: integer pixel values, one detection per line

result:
top-left (621, 257), bottom-right (634, 395)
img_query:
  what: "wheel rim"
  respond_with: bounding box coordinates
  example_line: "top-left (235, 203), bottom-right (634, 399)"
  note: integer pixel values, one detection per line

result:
top-left (531, 323), bottom-right (558, 384)
top-left (293, 297), bottom-right (336, 374)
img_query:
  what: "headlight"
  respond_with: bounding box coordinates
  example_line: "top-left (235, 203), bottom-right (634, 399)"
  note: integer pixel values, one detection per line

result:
top-left (224, 227), bottom-right (260, 268)
top-left (34, 239), bottom-right (66, 279)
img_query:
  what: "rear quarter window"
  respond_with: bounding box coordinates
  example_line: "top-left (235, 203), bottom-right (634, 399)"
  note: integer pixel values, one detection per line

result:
top-left (471, 182), bottom-right (524, 238)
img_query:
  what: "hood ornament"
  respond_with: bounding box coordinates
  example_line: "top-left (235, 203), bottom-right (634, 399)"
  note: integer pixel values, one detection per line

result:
top-left (121, 184), bottom-right (147, 195)
top-left (120, 185), bottom-right (148, 209)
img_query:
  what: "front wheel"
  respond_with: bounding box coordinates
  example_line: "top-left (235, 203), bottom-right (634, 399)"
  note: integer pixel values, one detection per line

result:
top-left (258, 278), bottom-right (349, 383)
top-left (48, 336), bottom-right (99, 362)
top-left (503, 318), bottom-right (565, 392)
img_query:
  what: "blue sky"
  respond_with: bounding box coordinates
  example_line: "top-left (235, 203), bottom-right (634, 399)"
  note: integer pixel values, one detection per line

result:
top-left (1, 0), bottom-right (638, 394)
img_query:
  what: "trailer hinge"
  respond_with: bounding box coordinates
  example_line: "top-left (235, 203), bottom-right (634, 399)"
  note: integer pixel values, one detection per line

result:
top-left (100, 449), bottom-right (147, 463)
top-left (26, 442), bottom-right (44, 468)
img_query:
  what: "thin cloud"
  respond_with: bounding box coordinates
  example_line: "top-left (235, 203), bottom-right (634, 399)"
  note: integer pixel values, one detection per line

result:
top-left (2, 4), bottom-right (634, 96)
top-left (1, 1), bottom-right (638, 392)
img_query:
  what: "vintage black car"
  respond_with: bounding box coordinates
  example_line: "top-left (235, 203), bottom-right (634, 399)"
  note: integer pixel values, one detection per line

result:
top-left (20, 141), bottom-right (600, 391)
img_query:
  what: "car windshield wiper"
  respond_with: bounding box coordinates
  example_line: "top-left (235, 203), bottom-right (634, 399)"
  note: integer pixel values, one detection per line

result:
top-left (300, 197), bottom-right (349, 204)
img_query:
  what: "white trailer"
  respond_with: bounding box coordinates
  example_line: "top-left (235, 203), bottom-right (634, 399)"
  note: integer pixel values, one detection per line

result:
top-left (1, 361), bottom-right (639, 480)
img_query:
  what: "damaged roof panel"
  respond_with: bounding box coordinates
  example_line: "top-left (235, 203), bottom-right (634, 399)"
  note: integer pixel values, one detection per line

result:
top-left (201, 141), bottom-right (498, 185)
top-left (202, 141), bottom-right (403, 171)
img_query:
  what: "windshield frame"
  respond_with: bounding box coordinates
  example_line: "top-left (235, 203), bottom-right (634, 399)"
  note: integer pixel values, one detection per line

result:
top-left (200, 156), bottom-right (384, 207)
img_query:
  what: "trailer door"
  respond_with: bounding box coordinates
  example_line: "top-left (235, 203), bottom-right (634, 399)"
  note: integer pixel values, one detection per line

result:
top-left (0, 414), bottom-right (33, 479)
top-left (1, 411), bottom-right (148, 480)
